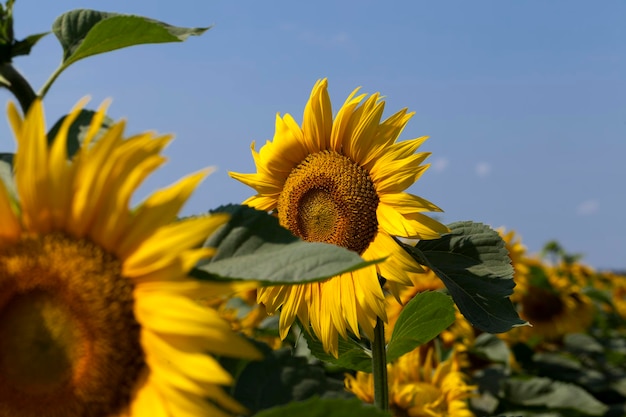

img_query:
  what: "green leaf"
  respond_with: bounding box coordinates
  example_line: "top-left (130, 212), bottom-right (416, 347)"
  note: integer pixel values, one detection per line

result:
top-left (532, 352), bottom-right (606, 392)
top-left (253, 396), bottom-right (391, 417)
top-left (47, 109), bottom-right (115, 158)
top-left (386, 291), bottom-right (455, 362)
top-left (403, 221), bottom-right (527, 333)
top-left (502, 376), bottom-right (609, 416)
top-left (225, 343), bottom-right (351, 414)
top-left (470, 333), bottom-right (511, 365)
top-left (40, 10), bottom-right (210, 97)
top-left (52, 9), bottom-right (210, 66)
top-left (192, 205), bottom-right (381, 285)
top-left (301, 329), bottom-right (372, 373)
top-left (11, 32), bottom-right (49, 57)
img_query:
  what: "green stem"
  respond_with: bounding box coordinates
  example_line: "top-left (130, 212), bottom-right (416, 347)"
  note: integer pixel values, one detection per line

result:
top-left (0, 62), bottom-right (36, 113)
top-left (37, 64), bottom-right (65, 99)
top-left (372, 316), bottom-right (389, 411)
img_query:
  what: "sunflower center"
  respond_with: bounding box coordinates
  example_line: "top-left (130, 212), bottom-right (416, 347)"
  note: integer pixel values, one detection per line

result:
top-left (277, 150), bottom-right (379, 254)
top-left (521, 286), bottom-right (565, 323)
top-left (0, 234), bottom-right (144, 417)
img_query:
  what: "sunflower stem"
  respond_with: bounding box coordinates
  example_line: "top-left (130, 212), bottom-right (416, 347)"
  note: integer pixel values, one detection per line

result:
top-left (372, 316), bottom-right (389, 411)
top-left (0, 63), bottom-right (36, 113)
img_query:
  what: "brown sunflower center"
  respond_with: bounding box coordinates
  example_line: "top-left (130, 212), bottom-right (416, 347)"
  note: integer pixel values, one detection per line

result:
top-left (0, 234), bottom-right (144, 417)
top-left (521, 286), bottom-right (565, 323)
top-left (277, 150), bottom-right (379, 254)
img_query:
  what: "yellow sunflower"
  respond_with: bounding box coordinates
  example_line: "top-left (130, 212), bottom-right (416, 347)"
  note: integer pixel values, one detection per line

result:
top-left (345, 347), bottom-right (476, 417)
top-left (498, 228), bottom-right (530, 279)
top-left (230, 79), bottom-right (448, 356)
top-left (503, 261), bottom-right (594, 344)
top-left (0, 99), bottom-right (260, 417)
top-left (609, 272), bottom-right (626, 320)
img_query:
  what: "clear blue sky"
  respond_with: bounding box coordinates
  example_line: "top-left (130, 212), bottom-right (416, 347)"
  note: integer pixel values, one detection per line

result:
top-left (2, 1), bottom-right (624, 269)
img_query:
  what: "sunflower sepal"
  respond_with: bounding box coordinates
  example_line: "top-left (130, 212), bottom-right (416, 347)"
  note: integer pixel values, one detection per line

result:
top-left (402, 221), bottom-right (528, 333)
top-left (193, 204), bottom-right (384, 285)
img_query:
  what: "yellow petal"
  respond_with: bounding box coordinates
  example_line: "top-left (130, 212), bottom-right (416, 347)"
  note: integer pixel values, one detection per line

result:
top-left (302, 78), bottom-right (332, 153)
top-left (123, 214), bottom-right (228, 276)
top-left (0, 180), bottom-right (20, 243)
top-left (135, 292), bottom-right (260, 359)
top-left (118, 169), bottom-right (209, 257)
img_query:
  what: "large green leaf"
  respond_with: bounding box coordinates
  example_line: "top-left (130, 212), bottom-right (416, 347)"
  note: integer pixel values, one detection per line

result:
top-left (192, 205), bottom-right (381, 285)
top-left (302, 330), bottom-right (372, 373)
top-left (52, 9), bottom-right (209, 66)
top-left (47, 109), bottom-right (115, 158)
top-left (254, 396), bottom-right (391, 417)
top-left (386, 291), bottom-right (455, 362)
top-left (502, 376), bottom-right (609, 416)
top-left (403, 221), bottom-right (527, 333)
top-left (42, 9), bottom-right (209, 96)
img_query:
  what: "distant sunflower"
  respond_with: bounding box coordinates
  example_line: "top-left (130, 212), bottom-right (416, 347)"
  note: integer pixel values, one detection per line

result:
top-left (498, 228), bottom-right (530, 279)
top-left (0, 100), bottom-right (259, 417)
top-left (345, 347), bottom-right (476, 417)
top-left (610, 273), bottom-right (626, 320)
top-left (506, 261), bottom-right (594, 343)
top-left (230, 79), bottom-right (448, 356)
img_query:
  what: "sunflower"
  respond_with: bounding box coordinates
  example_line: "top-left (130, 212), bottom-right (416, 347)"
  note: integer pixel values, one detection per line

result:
top-left (498, 228), bottom-right (530, 279)
top-left (609, 272), bottom-right (626, 320)
top-left (345, 347), bottom-right (476, 417)
top-left (230, 79), bottom-right (448, 356)
top-left (503, 261), bottom-right (594, 344)
top-left (0, 99), bottom-right (260, 417)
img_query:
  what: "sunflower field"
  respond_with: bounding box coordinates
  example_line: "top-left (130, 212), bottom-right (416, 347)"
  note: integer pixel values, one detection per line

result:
top-left (0, 4), bottom-right (624, 417)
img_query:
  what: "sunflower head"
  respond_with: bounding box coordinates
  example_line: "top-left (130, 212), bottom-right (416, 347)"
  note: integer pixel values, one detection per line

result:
top-left (0, 99), bottom-right (259, 417)
top-left (345, 346), bottom-right (476, 417)
top-left (504, 262), bottom-right (595, 344)
top-left (230, 79), bottom-right (448, 356)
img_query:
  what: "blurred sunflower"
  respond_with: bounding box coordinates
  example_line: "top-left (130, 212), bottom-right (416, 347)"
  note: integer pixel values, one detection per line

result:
top-left (505, 262), bottom-right (594, 343)
top-left (230, 79), bottom-right (448, 356)
top-left (0, 100), bottom-right (260, 417)
top-left (605, 271), bottom-right (626, 321)
top-left (345, 347), bottom-right (476, 417)
top-left (498, 228), bottom-right (530, 279)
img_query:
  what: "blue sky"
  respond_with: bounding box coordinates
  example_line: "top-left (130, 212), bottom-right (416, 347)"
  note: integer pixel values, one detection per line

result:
top-left (2, 1), bottom-right (625, 269)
